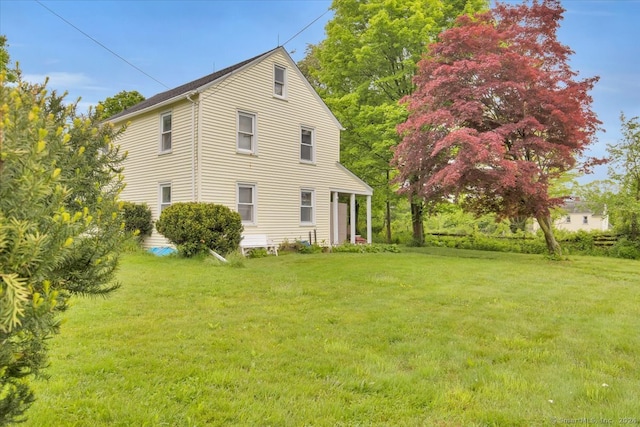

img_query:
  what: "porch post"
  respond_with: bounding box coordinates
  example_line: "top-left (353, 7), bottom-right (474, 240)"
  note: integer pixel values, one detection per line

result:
top-left (332, 191), bottom-right (339, 245)
top-left (366, 195), bottom-right (372, 244)
top-left (350, 193), bottom-right (356, 244)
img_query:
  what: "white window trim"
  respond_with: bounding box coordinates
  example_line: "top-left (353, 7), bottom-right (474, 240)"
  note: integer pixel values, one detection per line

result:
top-left (237, 111), bottom-right (258, 155)
top-left (300, 188), bottom-right (315, 225)
top-left (160, 111), bottom-right (172, 154)
top-left (237, 183), bottom-right (257, 225)
top-left (158, 182), bottom-right (172, 215)
top-left (274, 64), bottom-right (287, 99)
top-left (300, 125), bottom-right (315, 164)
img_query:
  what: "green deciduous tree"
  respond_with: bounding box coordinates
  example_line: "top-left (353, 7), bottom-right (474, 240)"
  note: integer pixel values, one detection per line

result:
top-left (0, 48), bottom-right (127, 423)
top-left (580, 114), bottom-right (640, 241)
top-left (96, 90), bottom-right (145, 120)
top-left (300, 0), bottom-right (487, 244)
top-left (607, 114), bottom-right (640, 240)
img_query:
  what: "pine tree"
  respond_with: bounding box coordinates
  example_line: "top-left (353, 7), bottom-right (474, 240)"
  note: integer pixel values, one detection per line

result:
top-left (0, 41), bottom-right (127, 423)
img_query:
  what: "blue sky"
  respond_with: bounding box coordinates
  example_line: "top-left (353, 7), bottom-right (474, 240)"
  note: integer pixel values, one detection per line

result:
top-left (1, 0), bottom-right (639, 183)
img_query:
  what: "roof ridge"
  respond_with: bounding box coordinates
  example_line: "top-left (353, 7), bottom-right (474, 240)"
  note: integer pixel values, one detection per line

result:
top-left (107, 47), bottom-right (280, 121)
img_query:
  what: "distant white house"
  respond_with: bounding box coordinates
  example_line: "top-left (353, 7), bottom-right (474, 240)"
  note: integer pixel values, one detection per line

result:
top-left (109, 47), bottom-right (373, 248)
top-left (533, 198), bottom-right (609, 232)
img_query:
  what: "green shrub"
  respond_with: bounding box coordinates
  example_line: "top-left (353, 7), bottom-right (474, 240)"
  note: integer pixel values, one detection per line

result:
top-left (121, 202), bottom-right (153, 239)
top-left (278, 239), bottom-right (305, 253)
top-left (332, 243), bottom-right (401, 253)
top-left (247, 248), bottom-right (269, 258)
top-left (610, 238), bottom-right (640, 260)
top-left (155, 203), bottom-right (243, 257)
top-left (277, 240), bottom-right (326, 254)
top-left (422, 233), bottom-right (548, 255)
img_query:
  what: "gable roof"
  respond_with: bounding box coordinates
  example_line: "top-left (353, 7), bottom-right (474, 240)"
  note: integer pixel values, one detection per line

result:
top-left (561, 198), bottom-right (605, 216)
top-left (108, 47), bottom-right (280, 122)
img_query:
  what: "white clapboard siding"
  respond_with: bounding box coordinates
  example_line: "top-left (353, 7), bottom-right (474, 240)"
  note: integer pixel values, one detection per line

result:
top-left (114, 47), bottom-right (371, 248)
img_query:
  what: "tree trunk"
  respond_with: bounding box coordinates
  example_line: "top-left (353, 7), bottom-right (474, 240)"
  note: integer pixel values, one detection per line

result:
top-left (535, 214), bottom-right (562, 256)
top-left (630, 212), bottom-right (639, 241)
top-left (411, 200), bottom-right (424, 246)
top-left (385, 200), bottom-right (392, 243)
top-left (385, 170), bottom-right (392, 243)
top-left (509, 215), bottom-right (527, 233)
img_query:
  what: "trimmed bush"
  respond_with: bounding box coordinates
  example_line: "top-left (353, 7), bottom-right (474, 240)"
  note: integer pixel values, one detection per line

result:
top-left (155, 203), bottom-right (243, 257)
top-left (121, 202), bottom-right (153, 239)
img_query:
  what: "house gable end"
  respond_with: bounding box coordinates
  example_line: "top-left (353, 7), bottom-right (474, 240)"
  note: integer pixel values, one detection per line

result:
top-left (197, 47), bottom-right (343, 131)
top-left (278, 48), bottom-right (344, 131)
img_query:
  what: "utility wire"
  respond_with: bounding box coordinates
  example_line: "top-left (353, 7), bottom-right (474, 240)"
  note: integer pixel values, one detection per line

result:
top-left (281, 7), bottom-right (331, 47)
top-left (34, 0), bottom-right (170, 89)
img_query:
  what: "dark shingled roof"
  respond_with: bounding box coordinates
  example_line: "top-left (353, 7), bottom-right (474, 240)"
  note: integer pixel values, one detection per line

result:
top-left (562, 198), bottom-right (603, 215)
top-left (108, 47), bottom-right (279, 121)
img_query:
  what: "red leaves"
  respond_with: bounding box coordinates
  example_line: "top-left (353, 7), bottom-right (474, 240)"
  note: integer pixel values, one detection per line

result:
top-left (394, 0), bottom-right (601, 219)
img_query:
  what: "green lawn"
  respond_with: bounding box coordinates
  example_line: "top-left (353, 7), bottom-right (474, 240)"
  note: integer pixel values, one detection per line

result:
top-left (24, 249), bottom-right (640, 426)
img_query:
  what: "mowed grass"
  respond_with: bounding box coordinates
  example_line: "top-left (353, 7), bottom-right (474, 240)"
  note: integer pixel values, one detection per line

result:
top-left (24, 249), bottom-right (640, 426)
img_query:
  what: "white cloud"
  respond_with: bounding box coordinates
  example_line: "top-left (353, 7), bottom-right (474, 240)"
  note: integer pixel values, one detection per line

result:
top-left (21, 72), bottom-right (107, 92)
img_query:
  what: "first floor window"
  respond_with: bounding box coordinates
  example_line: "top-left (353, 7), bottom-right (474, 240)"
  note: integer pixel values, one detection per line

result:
top-left (160, 112), bottom-right (172, 152)
top-left (237, 112), bottom-right (256, 153)
top-left (159, 183), bottom-right (172, 213)
top-left (583, 216), bottom-right (589, 224)
top-left (565, 215), bottom-right (571, 223)
top-left (301, 189), bottom-right (314, 224)
top-left (238, 184), bottom-right (256, 223)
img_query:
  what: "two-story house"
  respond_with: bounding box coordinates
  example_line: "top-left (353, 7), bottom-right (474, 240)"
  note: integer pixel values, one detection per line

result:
top-left (532, 197), bottom-right (609, 232)
top-left (109, 47), bottom-right (372, 249)
top-left (554, 198), bottom-right (609, 232)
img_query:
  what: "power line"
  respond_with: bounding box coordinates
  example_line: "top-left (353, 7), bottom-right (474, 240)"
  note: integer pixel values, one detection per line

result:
top-left (281, 7), bottom-right (331, 47)
top-left (34, 0), bottom-right (170, 89)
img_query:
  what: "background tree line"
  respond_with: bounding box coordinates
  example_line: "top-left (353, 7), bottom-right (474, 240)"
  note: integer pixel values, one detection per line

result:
top-left (299, 0), bottom-right (488, 245)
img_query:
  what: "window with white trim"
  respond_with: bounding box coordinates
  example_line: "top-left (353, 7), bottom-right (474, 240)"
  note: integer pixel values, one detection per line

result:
top-left (237, 184), bottom-right (256, 224)
top-left (160, 112), bottom-right (172, 152)
top-left (159, 183), bottom-right (172, 213)
top-left (300, 127), bottom-right (314, 163)
top-left (274, 64), bottom-right (286, 98)
top-left (583, 215), bottom-right (588, 224)
top-left (237, 112), bottom-right (256, 153)
top-left (300, 189), bottom-right (314, 224)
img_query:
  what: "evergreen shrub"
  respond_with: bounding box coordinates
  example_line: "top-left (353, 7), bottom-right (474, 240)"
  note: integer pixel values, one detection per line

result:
top-left (121, 202), bottom-right (152, 239)
top-left (155, 203), bottom-right (243, 257)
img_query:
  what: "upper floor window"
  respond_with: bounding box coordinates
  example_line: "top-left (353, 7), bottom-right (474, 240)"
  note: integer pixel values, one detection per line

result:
top-left (237, 111), bottom-right (257, 154)
top-left (159, 183), bottom-right (172, 213)
top-left (300, 127), bottom-right (314, 163)
top-left (274, 65), bottom-right (286, 98)
top-left (160, 112), bottom-right (172, 153)
top-left (238, 183), bottom-right (256, 224)
top-left (565, 215), bottom-right (571, 223)
top-left (583, 216), bottom-right (589, 224)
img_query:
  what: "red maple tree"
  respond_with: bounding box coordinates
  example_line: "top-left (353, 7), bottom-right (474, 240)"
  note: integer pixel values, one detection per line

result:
top-left (393, 0), bottom-right (601, 255)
